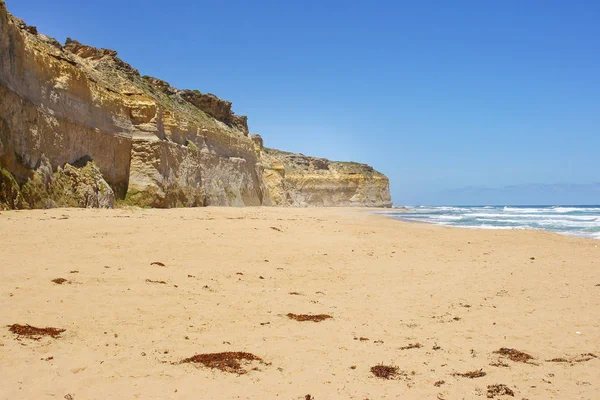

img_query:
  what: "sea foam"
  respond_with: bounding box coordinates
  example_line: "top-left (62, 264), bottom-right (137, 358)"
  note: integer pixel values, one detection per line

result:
top-left (385, 205), bottom-right (600, 239)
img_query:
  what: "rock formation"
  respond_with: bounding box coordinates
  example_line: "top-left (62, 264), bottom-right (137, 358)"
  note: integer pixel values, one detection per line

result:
top-left (0, 1), bottom-right (392, 209)
top-left (256, 139), bottom-right (391, 207)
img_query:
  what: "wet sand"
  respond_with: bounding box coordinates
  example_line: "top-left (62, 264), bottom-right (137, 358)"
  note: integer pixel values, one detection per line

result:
top-left (0, 207), bottom-right (598, 399)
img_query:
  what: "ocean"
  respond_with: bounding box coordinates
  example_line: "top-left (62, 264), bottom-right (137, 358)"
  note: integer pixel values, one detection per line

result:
top-left (383, 205), bottom-right (600, 239)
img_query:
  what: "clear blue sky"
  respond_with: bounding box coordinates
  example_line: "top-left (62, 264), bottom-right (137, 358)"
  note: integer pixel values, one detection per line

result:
top-left (6, 0), bottom-right (600, 205)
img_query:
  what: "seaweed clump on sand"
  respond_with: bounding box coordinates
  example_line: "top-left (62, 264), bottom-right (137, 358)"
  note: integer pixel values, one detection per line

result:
top-left (452, 369), bottom-right (486, 378)
top-left (145, 279), bottom-right (167, 284)
top-left (287, 313), bottom-right (332, 322)
top-left (8, 324), bottom-right (65, 339)
top-left (486, 384), bottom-right (515, 398)
top-left (399, 342), bottom-right (422, 350)
top-left (371, 364), bottom-right (400, 379)
top-left (52, 278), bottom-right (68, 284)
top-left (179, 352), bottom-right (262, 374)
top-left (489, 360), bottom-right (509, 368)
top-left (546, 353), bottom-right (597, 364)
top-left (494, 348), bottom-right (534, 363)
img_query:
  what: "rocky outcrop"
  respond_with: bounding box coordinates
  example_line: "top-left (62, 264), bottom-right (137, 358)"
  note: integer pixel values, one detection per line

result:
top-left (258, 142), bottom-right (392, 208)
top-left (0, 1), bottom-right (391, 210)
top-left (179, 90), bottom-right (249, 135)
top-left (1, 158), bottom-right (114, 209)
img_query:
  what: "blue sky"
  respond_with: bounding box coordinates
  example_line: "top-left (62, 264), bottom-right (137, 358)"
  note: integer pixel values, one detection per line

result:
top-left (6, 0), bottom-right (599, 205)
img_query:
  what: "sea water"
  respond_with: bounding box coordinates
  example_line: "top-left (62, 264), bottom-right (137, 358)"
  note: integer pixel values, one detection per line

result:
top-left (382, 206), bottom-right (600, 239)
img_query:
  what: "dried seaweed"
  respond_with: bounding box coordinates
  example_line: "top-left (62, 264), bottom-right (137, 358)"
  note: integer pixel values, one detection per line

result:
top-left (494, 348), bottom-right (534, 363)
top-left (490, 360), bottom-right (510, 368)
top-left (287, 313), bottom-right (332, 322)
top-left (179, 352), bottom-right (262, 374)
top-left (546, 353), bottom-right (597, 364)
top-left (486, 384), bottom-right (514, 398)
top-left (150, 261), bottom-right (165, 266)
top-left (547, 357), bottom-right (569, 363)
top-left (400, 342), bottom-right (422, 350)
top-left (51, 278), bottom-right (68, 284)
top-left (8, 324), bottom-right (65, 339)
top-left (452, 369), bottom-right (486, 378)
top-left (371, 364), bottom-right (399, 379)
top-left (146, 279), bottom-right (167, 284)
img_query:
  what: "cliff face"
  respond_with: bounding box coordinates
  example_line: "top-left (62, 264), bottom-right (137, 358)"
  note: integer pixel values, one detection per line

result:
top-left (0, 2), bottom-right (392, 209)
top-left (256, 140), bottom-right (392, 208)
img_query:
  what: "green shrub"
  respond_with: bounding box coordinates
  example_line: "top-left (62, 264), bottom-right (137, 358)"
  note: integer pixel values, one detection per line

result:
top-left (0, 168), bottom-right (23, 209)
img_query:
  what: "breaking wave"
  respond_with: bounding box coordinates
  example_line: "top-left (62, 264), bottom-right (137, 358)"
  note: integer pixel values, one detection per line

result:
top-left (384, 205), bottom-right (600, 239)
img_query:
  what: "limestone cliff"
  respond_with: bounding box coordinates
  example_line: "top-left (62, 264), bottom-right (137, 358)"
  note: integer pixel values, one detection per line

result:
top-left (255, 138), bottom-right (391, 208)
top-left (0, 1), bottom-right (392, 209)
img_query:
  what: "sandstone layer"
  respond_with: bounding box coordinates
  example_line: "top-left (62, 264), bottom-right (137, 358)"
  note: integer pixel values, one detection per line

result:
top-left (257, 141), bottom-right (392, 207)
top-left (0, 1), bottom-right (392, 209)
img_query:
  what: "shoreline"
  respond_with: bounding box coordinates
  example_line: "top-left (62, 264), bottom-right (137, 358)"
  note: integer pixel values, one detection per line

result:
top-left (388, 214), bottom-right (600, 241)
top-left (1, 207), bottom-right (598, 399)
top-left (378, 206), bottom-right (600, 241)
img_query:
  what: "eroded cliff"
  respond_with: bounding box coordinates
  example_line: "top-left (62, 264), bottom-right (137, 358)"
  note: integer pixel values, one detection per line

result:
top-left (0, 1), bottom-right (391, 209)
top-left (255, 138), bottom-right (391, 208)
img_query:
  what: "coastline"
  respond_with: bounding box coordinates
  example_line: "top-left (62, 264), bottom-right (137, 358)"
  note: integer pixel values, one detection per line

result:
top-left (385, 213), bottom-right (600, 239)
top-left (1, 207), bottom-right (598, 399)
top-left (379, 206), bottom-right (600, 240)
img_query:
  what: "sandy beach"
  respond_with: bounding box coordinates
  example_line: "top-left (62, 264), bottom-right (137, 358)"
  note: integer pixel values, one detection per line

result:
top-left (0, 207), bottom-right (598, 399)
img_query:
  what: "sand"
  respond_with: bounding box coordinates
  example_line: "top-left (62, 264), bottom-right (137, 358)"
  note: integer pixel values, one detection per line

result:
top-left (0, 206), bottom-right (598, 399)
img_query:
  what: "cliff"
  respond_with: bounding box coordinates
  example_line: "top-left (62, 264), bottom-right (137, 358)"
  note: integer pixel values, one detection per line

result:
top-left (254, 138), bottom-right (391, 207)
top-left (0, 2), bottom-right (392, 209)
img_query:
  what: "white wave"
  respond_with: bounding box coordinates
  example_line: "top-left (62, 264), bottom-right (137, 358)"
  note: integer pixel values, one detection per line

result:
top-left (501, 207), bottom-right (600, 214)
top-left (473, 218), bottom-right (600, 227)
top-left (384, 206), bottom-right (600, 240)
top-left (428, 215), bottom-right (465, 221)
top-left (550, 207), bottom-right (600, 213)
top-left (536, 222), bottom-right (600, 230)
top-left (469, 212), bottom-right (598, 221)
top-left (559, 216), bottom-right (599, 221)
top-left (551, 207), bottom-right (578, 213)
top-left (416, 206), bottom-right (472, 212)
top-left (503, 207), bottom-right (548, 213)
top-left (538, 218), bottom-right (600, 225)
top-left (468, 212), bottom-right (551, 219)
top-left (564, 231), bottom-right (600, 240)
top-left (456, 224), bottom-right (529, 230)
